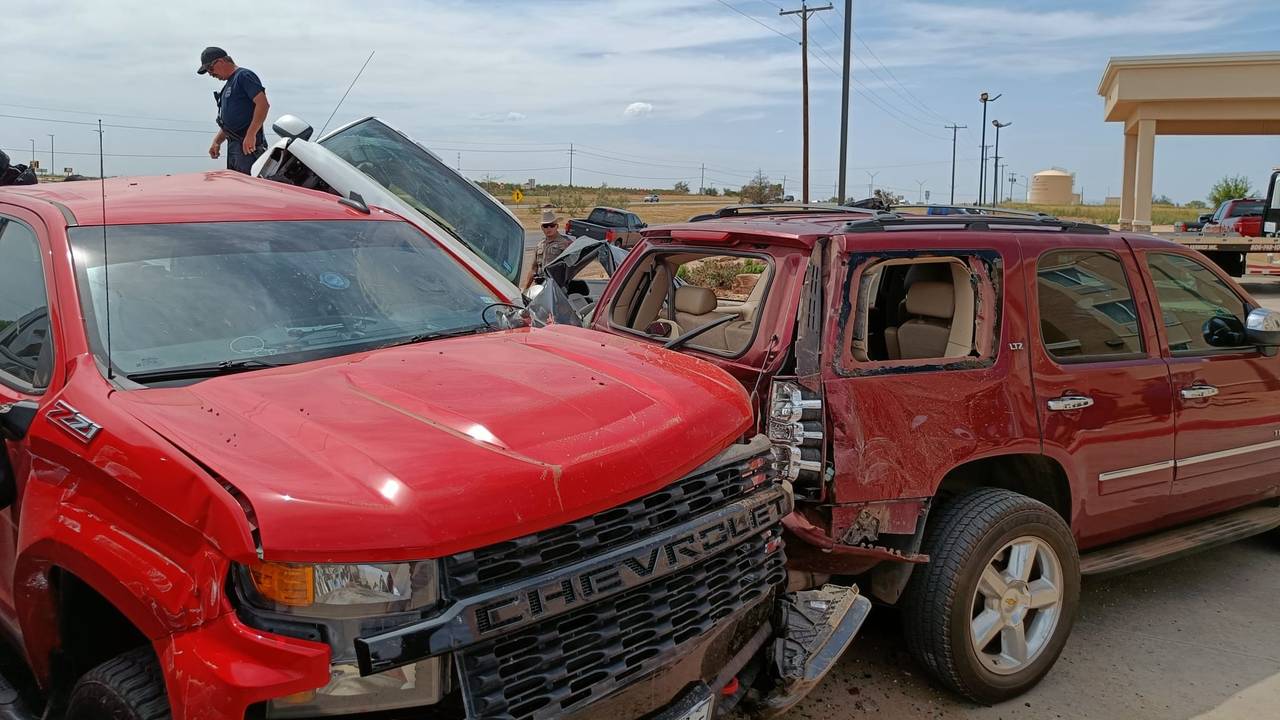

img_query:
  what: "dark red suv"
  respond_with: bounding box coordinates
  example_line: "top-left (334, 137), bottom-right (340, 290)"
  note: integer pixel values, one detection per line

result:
top-left (581, 206), bottom-right (1280, 703)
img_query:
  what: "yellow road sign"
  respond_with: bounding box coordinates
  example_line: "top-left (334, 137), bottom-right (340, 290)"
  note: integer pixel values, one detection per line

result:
top-left (512, 189), bottom-right (525, 203)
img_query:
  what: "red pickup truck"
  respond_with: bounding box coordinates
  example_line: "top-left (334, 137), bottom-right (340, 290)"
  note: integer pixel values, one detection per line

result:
top-left (1201, 197), bottom-right (1265, 237)
top-left (0, 177), bottom-right (867, 719)
top-left (577, 205), bottom-right (1280, 703)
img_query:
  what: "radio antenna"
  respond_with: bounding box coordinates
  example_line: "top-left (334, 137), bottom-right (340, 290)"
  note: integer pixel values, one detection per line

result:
top-left (318, 50), bottom-right (375, 138)
top-left (97, 119), bottom-right (114, 381)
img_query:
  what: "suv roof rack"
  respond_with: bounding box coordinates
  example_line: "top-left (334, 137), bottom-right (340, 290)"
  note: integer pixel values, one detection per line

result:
top-left (844, 212), bottom-right (1112, 235)
top-left (689, 204), bottom-right (877, 222)
top-left (889, 203), bottom-right (1058, 220)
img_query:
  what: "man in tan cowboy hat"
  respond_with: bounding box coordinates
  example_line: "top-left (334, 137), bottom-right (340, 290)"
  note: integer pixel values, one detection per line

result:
top-left (529, 208), bottom-right (572, 285)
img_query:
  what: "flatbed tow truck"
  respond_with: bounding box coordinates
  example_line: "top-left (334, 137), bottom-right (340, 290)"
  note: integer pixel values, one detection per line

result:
top-left (1155, 169), bottom-right (1280, 277)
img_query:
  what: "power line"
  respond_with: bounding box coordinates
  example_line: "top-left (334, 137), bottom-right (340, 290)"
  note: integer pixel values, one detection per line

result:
top-left (713, 0), bottom-right (799, 43)
top-left (0, 101), bottom-right (209, 127)
top-left (0, 112), bottom-right (212, 135)
top-left (1, 146), bottom-right (206, 159)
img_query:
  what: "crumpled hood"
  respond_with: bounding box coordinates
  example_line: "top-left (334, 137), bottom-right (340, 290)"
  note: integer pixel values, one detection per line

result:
top-left (112, 326), bottom-right (751, 562)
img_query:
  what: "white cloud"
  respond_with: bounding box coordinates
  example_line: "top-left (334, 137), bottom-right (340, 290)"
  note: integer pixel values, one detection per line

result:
top-left (624, 102), bottom-right (654, 118)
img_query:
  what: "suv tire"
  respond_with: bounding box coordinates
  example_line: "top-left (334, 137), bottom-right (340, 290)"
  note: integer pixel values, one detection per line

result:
top-left (902, 488), bottom-right (1080, 704)
top-left (65, 646), bottom-right (171, 720)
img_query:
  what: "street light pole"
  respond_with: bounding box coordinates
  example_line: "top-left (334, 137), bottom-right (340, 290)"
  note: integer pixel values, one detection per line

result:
top-left (991, 120), bottom-right (1010, 207)
top-left (48, 134), bottom-right (54, 178)
top-left (29, 139), bottom-right (35, 166)
top-left (915, 179), bottom-right (926, 203)
top-left (837, 0), bottom-right (853, 204)
top-left (978, 92), bottom-right (1000, 205)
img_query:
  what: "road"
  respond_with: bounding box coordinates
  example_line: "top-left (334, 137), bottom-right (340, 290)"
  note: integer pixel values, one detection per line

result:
top-left (768, 274), bottom-right (1280, 720)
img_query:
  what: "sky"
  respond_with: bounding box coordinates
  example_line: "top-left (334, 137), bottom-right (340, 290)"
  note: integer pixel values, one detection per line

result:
top-left (4, 0), bottom-right (1279, 205)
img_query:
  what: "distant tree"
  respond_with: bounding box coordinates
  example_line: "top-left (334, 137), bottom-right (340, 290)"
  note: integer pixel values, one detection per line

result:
top-left (740, 171), bottom-right (783, 204)
top-left (701, 186), bottom-right (719, 196)
top-left (594, 183), bottom-right (630, 209)
top-left (1209, 175), bottom-right (1252, 207)
top-left (1185, 199), bottom-right (1208, 209)
top-left (673, 181), bottom-right (690, 194)
top-left (1152, 194), bottom-right (1174, 206)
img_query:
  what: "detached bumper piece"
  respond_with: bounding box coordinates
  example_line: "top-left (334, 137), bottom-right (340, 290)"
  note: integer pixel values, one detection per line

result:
top-left (752, 583), bottom-right (872, 718)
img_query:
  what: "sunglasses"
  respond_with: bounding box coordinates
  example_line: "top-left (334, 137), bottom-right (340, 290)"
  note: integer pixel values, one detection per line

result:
top-left (541, 222), bottom-right (557, 229)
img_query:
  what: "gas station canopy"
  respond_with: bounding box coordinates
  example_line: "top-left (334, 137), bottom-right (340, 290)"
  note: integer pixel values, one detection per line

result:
top-left (1097, 51), bottom-right (1280, 230)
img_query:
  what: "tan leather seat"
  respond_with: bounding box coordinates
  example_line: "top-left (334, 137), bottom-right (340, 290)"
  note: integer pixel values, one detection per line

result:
top-left (673, 286), bottom-right (756, 353)
top-left (674, 286), bottom-right (728, 332)
top-left (894, 281), bottom-right (955, 360)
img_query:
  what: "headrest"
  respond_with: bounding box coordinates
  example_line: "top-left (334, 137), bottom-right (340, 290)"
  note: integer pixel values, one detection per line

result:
top-left (675, 286), bottom-right (718, 315)
top-left (905, 281), bottom-right (954, 319)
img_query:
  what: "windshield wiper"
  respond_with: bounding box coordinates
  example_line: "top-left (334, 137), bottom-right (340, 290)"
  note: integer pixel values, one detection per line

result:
top-left (125, 358), bottom-right (279, 384)
top-left (375, 324), bottom-right (491, 350)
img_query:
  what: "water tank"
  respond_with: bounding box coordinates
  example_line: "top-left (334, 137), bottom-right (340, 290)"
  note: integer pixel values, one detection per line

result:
top-left (1029, 169), bottom-right (1074, 205)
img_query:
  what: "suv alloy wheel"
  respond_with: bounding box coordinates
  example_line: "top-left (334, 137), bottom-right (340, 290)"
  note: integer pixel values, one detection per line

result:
top-left (901, 488), bottom-right (1080, 703)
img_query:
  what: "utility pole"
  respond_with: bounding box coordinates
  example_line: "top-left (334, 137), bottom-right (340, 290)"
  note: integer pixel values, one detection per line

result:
top-left (48, 134), bottom-right (55, 178)
top-left (978, 92), bottom-right (1001, 205)
top-left (29, 139), bottom-right (35, 166)
top-left (915, 180), bottom-right (926, 203)
top-left (780, 3), bottom-right (833, 204)
top-left (568, 143), bottom-right (575, 188)
top-left (457, 153), bottom-right (462, 173)
top-left (944, 124), bottom-right (966, 205)
top-left (837, 0), bottom-right (853, 204)
top-left (1008, 172), bottom-right (1017, 204)
top-left (865, 170), bottom-right (879, 199)
top-left (700, 163), bottom-right (706, 194)
top-left (991, 120), bottom-right (1011, 207)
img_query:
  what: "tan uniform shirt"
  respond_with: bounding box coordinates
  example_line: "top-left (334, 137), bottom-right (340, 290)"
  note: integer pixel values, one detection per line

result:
top-left (531, 233), bottom-right (572, 278)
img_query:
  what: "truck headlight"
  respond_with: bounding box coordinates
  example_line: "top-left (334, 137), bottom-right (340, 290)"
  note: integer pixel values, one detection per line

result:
top-left (242, 561), bottom-right (437, 615)
top-left (235, 562), bottom-right (446, 717)
top-left (768, 381), bottom-right (824, 487)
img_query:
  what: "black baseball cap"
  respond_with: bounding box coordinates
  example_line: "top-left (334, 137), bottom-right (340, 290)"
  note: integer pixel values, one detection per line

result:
top-left (197, 46), bottom-right (228, 75)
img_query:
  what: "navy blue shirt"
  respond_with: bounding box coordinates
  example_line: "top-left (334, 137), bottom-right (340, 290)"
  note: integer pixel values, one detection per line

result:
top-left (217, 67), bottom-right (266, 139)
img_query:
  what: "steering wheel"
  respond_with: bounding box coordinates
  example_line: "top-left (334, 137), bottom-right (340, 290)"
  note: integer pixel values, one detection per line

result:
top-left (354, 161), bottom-right (391, 188)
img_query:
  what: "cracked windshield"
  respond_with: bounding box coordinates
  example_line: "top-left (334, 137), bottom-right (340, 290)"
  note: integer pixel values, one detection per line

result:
top-left (320, 118), bottom-right (525, 284)
top-left (68, 220), bottom-right (501, 382)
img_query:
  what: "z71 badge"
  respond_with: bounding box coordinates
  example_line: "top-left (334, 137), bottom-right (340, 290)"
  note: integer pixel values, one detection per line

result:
top-left (47, 401), bottom-right (101, 443)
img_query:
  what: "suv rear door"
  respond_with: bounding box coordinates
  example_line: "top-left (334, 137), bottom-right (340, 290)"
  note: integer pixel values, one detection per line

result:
top-left (1130, 242), bottom-right (1280, 513)
top-left (1021, 235), bottom-right (1176, 547)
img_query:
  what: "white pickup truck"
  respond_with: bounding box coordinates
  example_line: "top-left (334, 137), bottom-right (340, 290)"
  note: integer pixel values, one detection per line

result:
top-left (253, 115), bottom-right (526, 300)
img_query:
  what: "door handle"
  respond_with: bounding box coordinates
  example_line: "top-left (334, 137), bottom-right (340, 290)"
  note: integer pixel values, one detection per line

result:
top-left (1180, 385), bottom-right (1219, 400)
top-left (1047, 395), bottom-right (1094, 411)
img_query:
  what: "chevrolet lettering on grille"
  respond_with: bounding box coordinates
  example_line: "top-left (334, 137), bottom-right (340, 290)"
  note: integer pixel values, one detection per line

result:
top-left (354, 485), bottom-right (792, 676)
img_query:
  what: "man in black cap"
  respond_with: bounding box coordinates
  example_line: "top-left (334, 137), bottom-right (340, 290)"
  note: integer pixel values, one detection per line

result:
top-left (198, 47), bottom-right (270, 174)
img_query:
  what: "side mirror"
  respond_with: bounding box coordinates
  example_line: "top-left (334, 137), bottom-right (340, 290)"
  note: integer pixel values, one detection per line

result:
top-left (1199, 214), bottom-right (1212, 223)
top-left (0, 401), bottom-right (38, 442)
top-left (271, 114), bottom-right (314, 142)
top-left (1203, 316), bottom-right (1247, 348)
top-left (1246, 308), bottom-right (1280, 351)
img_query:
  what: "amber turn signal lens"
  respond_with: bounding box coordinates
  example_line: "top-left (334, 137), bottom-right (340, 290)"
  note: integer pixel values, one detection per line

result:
top-left (250, 562), bottom-right (314, 607)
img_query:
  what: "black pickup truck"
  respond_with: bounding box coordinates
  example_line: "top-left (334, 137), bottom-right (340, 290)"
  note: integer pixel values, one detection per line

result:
top-left (566, 206), bottom-right (647, 248)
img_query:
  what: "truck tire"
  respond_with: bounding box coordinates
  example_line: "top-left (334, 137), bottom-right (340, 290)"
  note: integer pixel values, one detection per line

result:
top-left (901, 488), bottom-right (1080, 704)
top-left (65, 646), bottom-right (171, 720)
